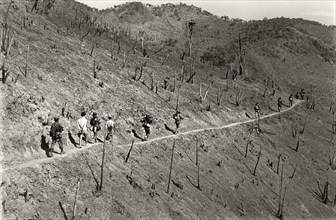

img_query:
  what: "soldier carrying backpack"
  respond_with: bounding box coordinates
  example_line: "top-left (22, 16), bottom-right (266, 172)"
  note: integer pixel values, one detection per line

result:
top-left (254, 102), bottom-right (261, 130)
top-left (300, 89), bottom-right (305, 100)
top-left (288, 94), bottom-right (293, 107)
top-left (173, 111), bottom-right (183, 134)
top-left (49, 116), bottom-right (65, 157)
top-left (254, 103), bottom-right (260, 120)
top-left (90, 112), bottom-right (101, 143)
top-left (141, 114), bottom-right (152, 141)
top-left (277, 97), bottom-right (283, 112)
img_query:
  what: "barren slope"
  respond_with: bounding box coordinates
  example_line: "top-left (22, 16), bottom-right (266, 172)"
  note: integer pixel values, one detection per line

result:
top-left (1, 0), bottom-right (336, 219)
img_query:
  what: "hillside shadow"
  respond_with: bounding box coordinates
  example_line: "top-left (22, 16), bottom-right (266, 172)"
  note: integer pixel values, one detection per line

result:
top-left (233, 144), bottom-right (244, 157)
top-left (309, 188), bottom-right (325, 203)
top-left (132, 129), bottom-right (144, 141)
top-left (259, 196), bottom-right (276, 216)
top-left (59, 202), bottom-right (69, 220)
top-left (309, 181), bottom-right (327, 203)
top-left (186, 175), bottom-right (202, 191)
top-left (68, 131), bottom-right (78, 148)
top-left (245, 112), bottom-right (252, 119)
top-left (268, 106), bottom-right (278, 112)
top-left (40, 135), bottom-right (49, 157)
top-left (259, 179), bottom-right (278, 196)
top-left (164, 123), bottom-right (176, 134)
top-left (286, 145), bottom-right (297, 151)
top-left (260, 129), bottom-right (276, 136)
top-left (243, 162), bottom-right (253, 175)
top-left (87, 137), bottom-right (104, 144)
top-left (82, 154), bottom-right (100, 192)
top-left (228, 99), bottom-right (239, 107)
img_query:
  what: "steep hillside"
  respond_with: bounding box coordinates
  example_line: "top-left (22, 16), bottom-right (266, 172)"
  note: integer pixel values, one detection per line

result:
top-left (1, 0), bottom-right (336, 219)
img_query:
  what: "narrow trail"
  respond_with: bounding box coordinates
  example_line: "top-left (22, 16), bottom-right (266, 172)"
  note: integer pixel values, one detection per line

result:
top-left (1, 100), bottom-right (303, 173)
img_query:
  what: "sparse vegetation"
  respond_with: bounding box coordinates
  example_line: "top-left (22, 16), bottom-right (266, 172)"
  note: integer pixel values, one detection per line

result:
top-left (276, 164), bottom-right (287, 219)
top-left (1, 1), bottom-right (335, 219)
top-left (252, 148), bottom-right (262, 176)
top-left (199, 83), bottom-right (210, 103)
top-left (72, 179), bottom-right (81, 220)
top-left (295, 135), bottom-right (301, 152)
top-left (125, 140), bottom-right (134, 163)
top-left (166, 140), bottom-right (175, 194)
top-left (233, 86), bottom-right (244, 106)
top-left (216, 86), bottom-right (225, 105)
top-left (1, 15), bottom-right (15, 84)
top-left (196, 139), bottom-right (201, 189)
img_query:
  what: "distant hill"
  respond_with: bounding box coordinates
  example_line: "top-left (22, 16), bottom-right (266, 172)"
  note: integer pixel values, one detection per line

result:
top-left (99, 2), bottom-right (335, 89)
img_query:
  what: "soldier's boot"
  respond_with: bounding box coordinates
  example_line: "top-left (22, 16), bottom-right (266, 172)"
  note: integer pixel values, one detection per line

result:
top-left (78, 134), bottom-right (82, 147)
top-left (94, 133), bottom-right (98, 143)
top-left (59, 144), bottom-right (66, 154)
top-left (48, 148), bottom-right (54, 157)
top-left (175, 123), bottom-right (180, 134)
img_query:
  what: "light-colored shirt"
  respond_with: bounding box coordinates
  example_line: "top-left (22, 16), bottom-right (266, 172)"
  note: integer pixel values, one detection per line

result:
top-left (106, 120), bottom-right (114, 132)
top-left (77, 117), bottom-right (88, 131)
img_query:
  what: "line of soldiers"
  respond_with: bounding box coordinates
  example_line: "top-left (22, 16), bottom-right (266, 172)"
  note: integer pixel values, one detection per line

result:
top-left (140, 111), bottom-right (183, 141)
top-left (49, 89), bottom-right (301, 157)
top-left (48, 110), bottom-right (183, 157)
top-left (48, 112), bottom-right (114, 157)
top-left (295, 89), bottom-right (305, 100)
top-left (254, 92), bottom-right (298, 130)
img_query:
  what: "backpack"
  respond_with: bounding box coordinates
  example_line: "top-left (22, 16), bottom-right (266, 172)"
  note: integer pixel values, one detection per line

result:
top-left (90, 117), bottom-right (100, 126)
top-left (90, 117), bottom-right (101, 131)
top-left (50, 123), bottom-right (63, 139)
top-left (173, 113), bottom-right (181, 121)
top-left (142, 115), bottom-right (153, 124)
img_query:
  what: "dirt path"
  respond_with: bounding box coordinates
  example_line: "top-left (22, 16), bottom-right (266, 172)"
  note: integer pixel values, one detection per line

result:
top-left (0, 100), bottom-right (303, 173)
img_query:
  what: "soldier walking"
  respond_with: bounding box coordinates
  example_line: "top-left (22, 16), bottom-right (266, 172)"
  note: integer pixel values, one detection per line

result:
top-left (288, 94), bottom-right (293, 107)
top-left (90, 112), bottom-right (101, 143)
top-left (105, 115), bottom-right (115, 142)
top-left (141, 114), bottom-right (152, 141)
top-left (277, 97), bottom-right (283, 112)
top-left (254, 102), bottom-right (261, 130)
top-left (77, 112), bottom-right (88, 147)
top-left (49, 116), bottom-right (65, 157)
top-left (173, 111), bottom-right (183, 134)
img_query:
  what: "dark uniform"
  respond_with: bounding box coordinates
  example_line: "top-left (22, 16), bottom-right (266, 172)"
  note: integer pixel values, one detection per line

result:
top-left (141, 115), bottom-right (152, 141)
top-left (300, 89), bottom-right (305, 100)
top-left (288, 94), bottom-right (293, 107)
top-left (49, 117), bottom-right (64, 157)
top-left (254, 103), bottom-right (260, 120)
top-left (277, 97), bottom-right (283, 112)
top-left (90, 112), bottom-right (101, 143)
top-left (173, 111), bottom-right (183, 134)
top-left (295, 92), bottom-right (299, 99)
top-left (254, 103), bottom-right (261, 130)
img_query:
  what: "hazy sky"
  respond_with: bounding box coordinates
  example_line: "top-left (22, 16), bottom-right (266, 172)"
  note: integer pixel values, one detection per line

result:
top-left (77, 0), bottom-right (335, 26)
